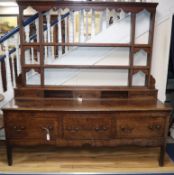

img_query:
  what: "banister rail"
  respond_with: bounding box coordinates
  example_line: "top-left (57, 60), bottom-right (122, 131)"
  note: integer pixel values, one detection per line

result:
top-left (0, 13), bottom-right (39, 44)
top-left (0, 12), bottom-right (70, 62)
top-left (0, 10), bottom-right (70, 94)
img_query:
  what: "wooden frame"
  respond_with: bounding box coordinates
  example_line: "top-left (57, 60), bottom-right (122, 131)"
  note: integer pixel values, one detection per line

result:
top-left (17, 0), bottom-right (157, 89)
top-left (3, 1), bottom-right (172, 167)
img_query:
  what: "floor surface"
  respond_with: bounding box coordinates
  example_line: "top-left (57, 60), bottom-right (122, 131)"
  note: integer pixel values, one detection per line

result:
top-left (1, 143), bottom-right (174, 174)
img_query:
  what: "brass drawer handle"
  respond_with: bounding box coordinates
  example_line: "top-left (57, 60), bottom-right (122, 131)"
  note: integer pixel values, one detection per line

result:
top-left (155, 125), bottom-right (161, 129)
top-left (13, 126), bottom-right (25, 132)
top-left (121, 127), bottom-right (134, 133)
top-left (74, 128), bottom-right (79, 132)
top-left (95, 128), bottom-right (100, 131)
top-left (66, 128), bottom-right (72, 131)
top-left (66, 128), bottom-right (79, 132)
top-left (95, 127), bottom-right (108, 132)
top-left (103, 127), bottom-right (108, 131)
top-left (148, 125), bottom-right (161, 131)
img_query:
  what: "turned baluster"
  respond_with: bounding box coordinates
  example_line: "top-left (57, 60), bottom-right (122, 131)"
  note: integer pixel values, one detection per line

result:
top-left (9, 54), bottom-right (16, 88)
top-left (69, 11), bottom-right (74, 44)
top-left (24, 24), bottom-right (30, 42)
top-left (4, 40), bottom-right (13, 90)
top-left (79, 9), bottom-right (85, 42)
top-left (1, 59), bottom-right (7, 92)
top-left (30, 40), bottom-right (34, 64)
top-left (112, 9), bottom-right (118, 24)
top-left (101, 9), bottom-right (107, 32)
top-left (51, 26), bottom-right (55, 60)
top-left (35, 19), bottom-right (40, 63)
top-left (46, 12), bottom-right (52, 60)
top-left (64, 16), bottom-right (68, 53)
top-left (0, 62), bottom-right (3, 93)
top-left (14, 33), bottom-right (21, 75)
top-left (24, 25), bottom-right (31, 64)
top-left (58, 8), bottom-right (62, 58)
top-left (106, 8), bottom-right (110, 28)
top-left (91, 9), bottom-right (95, 38)
top-left (46, 12), bottom-right (51, 43)
top-left (44, 31), bottom-right (48, 63)
top-left (85, 10), bottom-right (89, 41)
top-left (35, 18), bottom-right (39, 43)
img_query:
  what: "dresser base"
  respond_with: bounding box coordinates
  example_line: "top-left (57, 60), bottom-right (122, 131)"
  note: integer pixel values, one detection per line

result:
top-left (3, 99), bottom-right (171, 166)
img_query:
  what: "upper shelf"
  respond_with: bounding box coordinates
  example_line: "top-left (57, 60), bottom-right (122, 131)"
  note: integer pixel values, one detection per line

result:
top-left (22, 43), bottom-right (151, 48)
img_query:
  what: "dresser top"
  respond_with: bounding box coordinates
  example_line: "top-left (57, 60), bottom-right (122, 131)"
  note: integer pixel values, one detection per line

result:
top-left (2, 98), bottom-right (171, 112)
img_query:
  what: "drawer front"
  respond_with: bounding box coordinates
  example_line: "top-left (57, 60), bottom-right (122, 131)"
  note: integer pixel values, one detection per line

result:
top-left (63, 114), bottom-right (114, 140)
top-left (5, 112), bottom-right (59, 141)
top-left (117, 116), bottom-right (166, 138)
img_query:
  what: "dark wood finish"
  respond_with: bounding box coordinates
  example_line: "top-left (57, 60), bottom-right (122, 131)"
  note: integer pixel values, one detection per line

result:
top-left (13, 56), bottom-right (18, 83)
top-left (6, 143), bottom-right (13, 166)
top-left (0, 114), bottom-right (4, 130)
top-left (19, 5), bottom-right (26, 86)
top-left (2, 0), bottom-right (171, 167)
top-left (117, 116), bottom-right (165, 138)
top-left (22, 43), bottom-right (151, 47)
top-left (9, 57), bottom-right (14, 85)
top-left (18, 0), bottom-right (154, 88)
top-left (16, 1), bottom-right (158, 13)
top-left (63, 114), bottom-right (114, 140)
top-left (159, 145), bottom-right (165, 167)
top-left (129, 13), bottom-right (136, 87)
top-left (3, 105), bottom-right (171, 166)
top-left (148, 11), bottom-right (156, 87)
top-left (1, 59), bottom-right (7, 92)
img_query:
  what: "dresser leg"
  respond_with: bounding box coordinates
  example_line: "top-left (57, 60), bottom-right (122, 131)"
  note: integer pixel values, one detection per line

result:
top-left (6, 144), bottom-right (13, 166)
top-left (159, 145), bottom-right (165, 167)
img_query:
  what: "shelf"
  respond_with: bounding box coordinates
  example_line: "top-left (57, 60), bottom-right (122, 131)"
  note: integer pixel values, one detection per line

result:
top-left (23, 65), bottom-right (150, 70)
top-left (45, 43), bottom-right (131, 47)
top-left (43, 65), bottom-right (130, 69)
top-left (22, 42), bottom-right (151, 48)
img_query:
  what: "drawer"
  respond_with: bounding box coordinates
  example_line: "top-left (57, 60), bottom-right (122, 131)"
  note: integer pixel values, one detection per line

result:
top-left (5, 114), bottom-right (60, 141)
top-left (63, 114), bottom-right (114, 140)
top-left (117, 117), bottom-right (166, 138)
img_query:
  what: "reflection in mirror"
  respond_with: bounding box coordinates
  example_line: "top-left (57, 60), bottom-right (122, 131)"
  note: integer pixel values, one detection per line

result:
top-left (23, 6), bottom-right (39, 43)
top-left (25, 47), bottom-right (40, 64)
top-left (135, 10), bottom-right (150, 44)
top-left (26, 69), bottom-right (41, 85)
top-left (44, 68), bottom-right (128, 86)
top-left (132, 71), bottom-right (146, 86)
top-left (44, 47), bottom-right (129, 66)
top-left (133, 49), bottom-right (147, 66)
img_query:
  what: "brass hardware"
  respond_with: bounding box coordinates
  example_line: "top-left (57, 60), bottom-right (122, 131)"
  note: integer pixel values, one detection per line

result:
top-left (75, 128), bottom-right (79, 131)
top-left (95, 127), bottom-right (108, 131)
top-left (103, 127), bottom-right (107, 131)
top-left (155, 125), bottom-right (161, 129)
top-left (13, 126), bottom-right (25, 132)
top-left (95, 128), bottom-right (100, 131)
top-left (148, 124), bottom-right (161, 131)
top-left (121, 127), bottom-right (133, 133)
